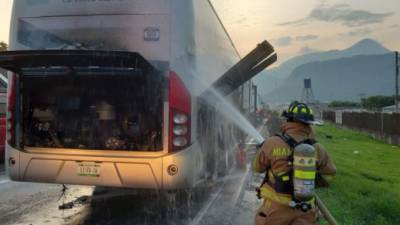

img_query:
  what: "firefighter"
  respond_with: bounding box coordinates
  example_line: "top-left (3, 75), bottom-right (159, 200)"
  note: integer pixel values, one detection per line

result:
top-left (236, 141), bottom-right (247, 169)
top-left (253, 102), bottom-right (336, 225)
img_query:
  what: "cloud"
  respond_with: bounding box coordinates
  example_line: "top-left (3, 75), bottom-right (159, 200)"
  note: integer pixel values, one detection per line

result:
top-left (298, 46), bottom-right (319, 55)
top-left (271, 36), bottom-right (292, 47)
top-left (278, 18), bottom-right (308, 27)
top-left (271, 35), bottom-right (318, 47)
top-left (278, 4), bottom-right (394, 27)
top-left (296, 35), bottom-right (319, 41)
top-left (234, 17), bottom-right (247, 25)
top-left (339, 28), bottom-right (372, 37)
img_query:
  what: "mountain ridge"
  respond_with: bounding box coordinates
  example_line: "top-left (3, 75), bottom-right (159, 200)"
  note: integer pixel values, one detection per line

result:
top-left (254, 38), bottom-right (391, 96)
top-left (264, 52), bottom-right (395, 103)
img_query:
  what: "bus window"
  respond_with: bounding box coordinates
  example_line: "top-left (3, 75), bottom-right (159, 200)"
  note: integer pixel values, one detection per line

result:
top-left (22, 70), bottom-right (165, 151)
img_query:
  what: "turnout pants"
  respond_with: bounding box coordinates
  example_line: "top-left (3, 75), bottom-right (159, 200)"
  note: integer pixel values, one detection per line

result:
top-left (255, 200), bottom-right (317, 225)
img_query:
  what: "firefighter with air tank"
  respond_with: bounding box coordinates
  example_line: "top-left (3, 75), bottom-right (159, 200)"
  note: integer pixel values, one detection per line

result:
top-left (253, 102), bottom-right (336, 225)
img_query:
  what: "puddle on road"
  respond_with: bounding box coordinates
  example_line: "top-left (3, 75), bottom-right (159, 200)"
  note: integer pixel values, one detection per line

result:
top-left (196, 170), bottom-right (264, 225)
top-left (75, 187), bottom-right (213, 225)
top-left (11, 186), bottom-right (94, 225)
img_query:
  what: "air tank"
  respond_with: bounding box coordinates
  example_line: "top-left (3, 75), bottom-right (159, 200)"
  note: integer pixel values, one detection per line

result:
top-left (293, 143), bottom-right (317, 202)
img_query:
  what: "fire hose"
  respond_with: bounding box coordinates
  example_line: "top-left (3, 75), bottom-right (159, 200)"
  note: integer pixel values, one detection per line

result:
top-left (316, 194), bottom-right (339, 225)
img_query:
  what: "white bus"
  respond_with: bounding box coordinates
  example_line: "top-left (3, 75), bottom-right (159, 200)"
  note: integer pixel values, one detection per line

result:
top-left (1, 0), bottom-right (275, 190)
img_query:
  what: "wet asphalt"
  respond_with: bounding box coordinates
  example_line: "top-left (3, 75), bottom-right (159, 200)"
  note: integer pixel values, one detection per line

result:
top-left (0, 125), bottom-right (268, 225)
top-left (0, 164), bottom-right (264, 225)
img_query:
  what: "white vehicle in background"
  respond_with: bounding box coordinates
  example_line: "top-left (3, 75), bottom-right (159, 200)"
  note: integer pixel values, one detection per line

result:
top-left (0, 0), bottom-right (275, 190)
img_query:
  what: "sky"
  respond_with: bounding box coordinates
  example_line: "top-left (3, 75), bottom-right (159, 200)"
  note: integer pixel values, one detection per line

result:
top-left (212, 0), bottom-right (400, 62)
top-left (0, 0), bottom-right (12, 44)
top-left (0, 0), bottom-right (399, 63)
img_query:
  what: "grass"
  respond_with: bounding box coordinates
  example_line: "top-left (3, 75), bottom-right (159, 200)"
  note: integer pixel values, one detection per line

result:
top-left (315, 123), bottom-right (400, 225)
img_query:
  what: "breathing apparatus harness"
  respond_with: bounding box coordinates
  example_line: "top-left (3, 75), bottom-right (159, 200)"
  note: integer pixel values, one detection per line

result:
top-left (257, 132), bottom-right (317, 213)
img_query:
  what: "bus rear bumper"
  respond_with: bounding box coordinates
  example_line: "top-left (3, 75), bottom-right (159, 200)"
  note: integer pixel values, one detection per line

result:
top-left (6, 143), bottom-right (203, 190)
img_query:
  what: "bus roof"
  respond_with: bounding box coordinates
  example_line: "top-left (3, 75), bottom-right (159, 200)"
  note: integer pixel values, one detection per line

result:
top-left (12, 0), bottom-right (171, 18)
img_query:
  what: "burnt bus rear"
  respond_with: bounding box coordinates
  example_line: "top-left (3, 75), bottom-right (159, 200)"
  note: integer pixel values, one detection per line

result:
top-left (3, 50), bottom-right (195, 187)
top-left (8, 52), bottom-right (166, 152)
top-left (3, 0), bottom-right (199, 188)
top-left (6, 0), bottom-right (178, 153)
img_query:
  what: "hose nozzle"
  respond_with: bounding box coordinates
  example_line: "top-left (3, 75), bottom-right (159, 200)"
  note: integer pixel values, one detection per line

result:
top-left (256, 141), bottom-right (265, 150)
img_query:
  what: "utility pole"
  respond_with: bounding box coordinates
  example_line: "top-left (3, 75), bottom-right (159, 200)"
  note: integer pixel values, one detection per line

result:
top-left (248, 81), bottom-right (252, 111)
top-left (396, 51), bottom-right (399, 113)
top-left (253, 84), bottom-right (258, 113)
top-left (240, 85), bottom-right (244, 113)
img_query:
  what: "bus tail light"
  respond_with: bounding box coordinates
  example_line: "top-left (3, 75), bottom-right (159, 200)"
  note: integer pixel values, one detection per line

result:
top-left (169, 71), bottom-right (191, 152)
top-left (7, 73), bottom-right (16, 147)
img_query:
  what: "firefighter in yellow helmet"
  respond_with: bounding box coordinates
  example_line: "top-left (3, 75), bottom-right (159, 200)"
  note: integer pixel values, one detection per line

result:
top-left (253, 102), bottom-right (336, 225)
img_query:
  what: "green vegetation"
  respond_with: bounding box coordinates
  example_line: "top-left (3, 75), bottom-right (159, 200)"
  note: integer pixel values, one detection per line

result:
top-left (329, 101), bottom-right (361, 108)
top-left (361, 95), bottom-right (395, 110)
top-left (328, 95), bottom-right (396, 110)
top-left (0, 41), bottom-right (7, 51)
top-left (316, 123), bottom-right (400, 225)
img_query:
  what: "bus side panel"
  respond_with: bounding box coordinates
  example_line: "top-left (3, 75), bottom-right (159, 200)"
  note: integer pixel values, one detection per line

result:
top-left (191, 0), bottom-right (242, 178)
top-left (169, 0), bottom-right (242, 183)
top-left (192, 0), bottom-right (240, 93)
top-left (169, 0), bottom-right (240, 94)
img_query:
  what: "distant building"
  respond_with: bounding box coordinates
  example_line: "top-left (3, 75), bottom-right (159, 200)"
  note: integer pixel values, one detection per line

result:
top-left (382, 105), bottom-right (397, 113)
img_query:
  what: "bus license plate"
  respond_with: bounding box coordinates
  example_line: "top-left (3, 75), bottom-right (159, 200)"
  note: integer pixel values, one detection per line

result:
top-left (77, 163), bottom-right (101, 177)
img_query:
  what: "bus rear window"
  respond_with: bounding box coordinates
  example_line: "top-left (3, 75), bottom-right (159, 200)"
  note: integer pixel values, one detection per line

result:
top-left (22, 72), bottom-right (165, 151)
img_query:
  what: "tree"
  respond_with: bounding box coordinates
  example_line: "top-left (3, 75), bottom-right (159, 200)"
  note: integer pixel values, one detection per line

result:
top-left (361, 95), bottom-right (395, 110)
top-left (328, 101), bottom-right (360, 108)
top-left (0, 42), bottom-right (7, 51)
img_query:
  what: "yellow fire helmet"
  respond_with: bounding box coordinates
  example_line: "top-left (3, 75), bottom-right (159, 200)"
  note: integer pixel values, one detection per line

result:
top-left (283, 101), bottom-right (316, 125)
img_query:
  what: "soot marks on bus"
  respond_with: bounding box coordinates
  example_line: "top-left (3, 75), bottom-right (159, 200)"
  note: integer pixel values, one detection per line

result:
top-left (22, 71), bottom-right (166, 151)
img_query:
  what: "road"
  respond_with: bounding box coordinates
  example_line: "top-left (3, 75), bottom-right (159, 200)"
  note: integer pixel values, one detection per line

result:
top-left (0, 160), bottom-right (265, 225)
top-left (0, 164), bottom-right (94, 225)
top-left (0, 125), bottom-right (268, 225)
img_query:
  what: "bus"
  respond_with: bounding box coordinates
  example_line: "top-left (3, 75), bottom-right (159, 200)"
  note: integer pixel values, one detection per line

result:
top-left (0, 0), bottom-right (275, 190)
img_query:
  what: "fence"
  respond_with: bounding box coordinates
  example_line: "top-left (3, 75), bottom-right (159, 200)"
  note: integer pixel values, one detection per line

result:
top-left (323, 111), bottom-right (400, 145)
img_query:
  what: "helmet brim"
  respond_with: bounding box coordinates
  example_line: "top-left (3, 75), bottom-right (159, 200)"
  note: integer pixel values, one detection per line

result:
top-left (296, 118), bottom-right (324, 126)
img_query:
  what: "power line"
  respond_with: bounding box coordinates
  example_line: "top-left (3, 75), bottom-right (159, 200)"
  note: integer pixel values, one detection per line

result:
top-left (396, 51), bottom-right (399, 112)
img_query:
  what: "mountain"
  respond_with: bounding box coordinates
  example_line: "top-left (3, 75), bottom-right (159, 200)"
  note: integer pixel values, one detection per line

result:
top-left (265, 53), bottom-right (396, 103)
top-left (254, 39), bottom-right (391, 95)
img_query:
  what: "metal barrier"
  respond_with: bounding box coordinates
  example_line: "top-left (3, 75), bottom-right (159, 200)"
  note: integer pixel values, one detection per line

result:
top-left (323, 110), bottom-right (400, 145)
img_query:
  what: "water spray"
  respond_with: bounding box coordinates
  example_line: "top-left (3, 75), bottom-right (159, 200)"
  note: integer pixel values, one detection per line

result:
top-left (198, 40), bottom-right (276, 145)
top-left (202, 86), bottom-right (265, 144)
